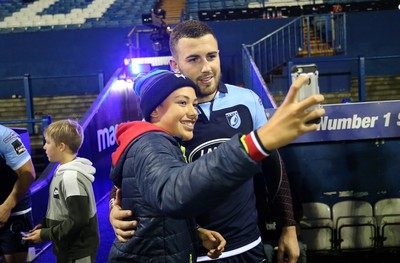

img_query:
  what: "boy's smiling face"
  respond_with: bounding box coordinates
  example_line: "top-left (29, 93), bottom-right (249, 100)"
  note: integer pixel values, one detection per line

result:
top-left (152, 87), bottom-right (198, 141)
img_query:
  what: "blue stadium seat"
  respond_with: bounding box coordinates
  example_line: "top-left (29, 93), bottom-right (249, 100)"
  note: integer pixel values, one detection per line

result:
top-left (0, 0), bottom-right (158, 32)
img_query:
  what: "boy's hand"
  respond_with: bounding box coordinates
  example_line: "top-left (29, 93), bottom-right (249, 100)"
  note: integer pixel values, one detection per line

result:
top-left (258, 75), bottom-right (325, 151)
top-left (110, 188), bottom-right (137, 242)
top-left (31, 223), bottom-right (43, 231)
top-left (198, 227), bottom-right (226, 259)
top-left (22, 229), bottom-right (42, 243)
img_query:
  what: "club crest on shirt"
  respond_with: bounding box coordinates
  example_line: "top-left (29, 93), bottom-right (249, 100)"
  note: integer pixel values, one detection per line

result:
top-left (225, 111), bottom-right (241, 129)
top-left (53, 188), bottom-right (60, 199)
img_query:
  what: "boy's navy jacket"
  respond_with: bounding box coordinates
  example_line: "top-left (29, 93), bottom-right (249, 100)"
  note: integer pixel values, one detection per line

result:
top-left (108, 121), bottom-right (260, 263)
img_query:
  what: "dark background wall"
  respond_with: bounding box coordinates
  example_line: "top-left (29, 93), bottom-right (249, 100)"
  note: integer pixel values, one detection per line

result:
top-left (0, 10), bottom-right (399, 98)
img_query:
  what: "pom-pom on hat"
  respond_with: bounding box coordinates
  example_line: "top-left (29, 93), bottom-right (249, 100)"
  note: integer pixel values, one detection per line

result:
top-left (134, 69), bottom-right (198, 121)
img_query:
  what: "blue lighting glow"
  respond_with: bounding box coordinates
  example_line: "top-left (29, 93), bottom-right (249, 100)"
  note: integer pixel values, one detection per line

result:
top-left (129, 62), bottom-right (151, 76)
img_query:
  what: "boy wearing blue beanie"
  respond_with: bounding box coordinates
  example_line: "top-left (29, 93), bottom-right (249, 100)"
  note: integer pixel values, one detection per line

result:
top-left (108, 70), bottom-right (324, 262)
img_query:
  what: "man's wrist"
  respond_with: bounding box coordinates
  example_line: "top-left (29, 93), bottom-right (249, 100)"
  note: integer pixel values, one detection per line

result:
top-left (281, 225), bottom-right (297, 235)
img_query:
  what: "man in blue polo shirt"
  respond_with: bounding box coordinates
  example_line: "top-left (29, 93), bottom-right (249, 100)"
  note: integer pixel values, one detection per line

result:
top-left (0, 124), bottom-right (36, 263)
top-left (110, 20), bottom-right (308, 263)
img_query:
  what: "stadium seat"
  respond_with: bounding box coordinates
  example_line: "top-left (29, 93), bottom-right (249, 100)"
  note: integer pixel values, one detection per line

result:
top-left (332, 200), bottom-right (377, 250)
top-left (374, 198), bottom-right (400, 248)
top-left (300, 202), bottom-right (334, 251)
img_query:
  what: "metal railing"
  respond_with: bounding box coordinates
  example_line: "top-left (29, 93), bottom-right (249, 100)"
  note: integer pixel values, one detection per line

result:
top-left (0, 115), bottom-right (52, 135)
top-left (0, 72), bottom-right (104, 134)
top-left (286, 55), bottom-right (400, 102)
top-left (242, 45), bottom-right (277, 109)
top-left (244, 13), bottom-right (346, 77)
top-left (243, 45), bottom-right (400, 108)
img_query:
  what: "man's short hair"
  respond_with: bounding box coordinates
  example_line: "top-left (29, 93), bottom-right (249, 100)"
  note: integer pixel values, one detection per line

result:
top-left (169, 20), bottom-right (217, 57)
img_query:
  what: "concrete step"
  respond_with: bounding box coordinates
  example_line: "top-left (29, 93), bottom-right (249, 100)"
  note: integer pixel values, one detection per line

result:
top-left (1, 94), bottom-right (97, 174)
top-left (350, 75), bottom-right (400, 101)
top-left (272, 75), bottom-right (400, 105)
top-left (160, 0), bottom-right (185, 24)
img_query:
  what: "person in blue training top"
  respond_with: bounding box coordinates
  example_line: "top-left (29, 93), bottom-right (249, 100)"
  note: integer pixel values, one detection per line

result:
top-left (0, 124), bottom-right (36, 263)
top-left (109, 20), bottom-right (324, 263)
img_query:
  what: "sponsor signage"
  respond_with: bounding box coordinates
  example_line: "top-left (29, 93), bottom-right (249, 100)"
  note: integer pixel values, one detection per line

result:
top-left (266, 100), bottom-right (400, 143)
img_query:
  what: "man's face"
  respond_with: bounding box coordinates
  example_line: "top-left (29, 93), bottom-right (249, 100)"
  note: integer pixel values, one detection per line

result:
top-left (170, 34), bottom-right (221, 103)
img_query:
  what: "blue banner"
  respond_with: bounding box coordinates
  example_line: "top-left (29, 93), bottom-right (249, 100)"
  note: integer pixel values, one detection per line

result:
top-left (64, 73), bottom-right (143, 201)
top-left (266, 100), bottom-right (400, 143)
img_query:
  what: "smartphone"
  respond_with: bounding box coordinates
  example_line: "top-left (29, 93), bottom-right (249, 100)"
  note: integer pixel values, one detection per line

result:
top-left (20, 231), bottom-right (29, 237)
top-left (291, 64), bottom-right (321, 124)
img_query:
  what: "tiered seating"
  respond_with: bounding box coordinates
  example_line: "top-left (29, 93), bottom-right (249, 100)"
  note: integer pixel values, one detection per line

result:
top-left (374, 198), bottom-right (400, 248)
top-left (0, 0), bottom-right (25, 20)
top-left (188, 0), bottom-right (397, 22)
top-left (0, 0), bottom-right (157, 33)
top-left (300, 199), bottom-right (400, 253)
top-left (187, 0), bottom-right (251, 20)
top-left (332, 200), bottom-right (377, 250)
top-left (300, 202), bottom-right (334, 251)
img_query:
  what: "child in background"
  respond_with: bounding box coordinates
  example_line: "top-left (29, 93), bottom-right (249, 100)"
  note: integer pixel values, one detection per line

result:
top-left (23, 119), bottom-right (99, 263)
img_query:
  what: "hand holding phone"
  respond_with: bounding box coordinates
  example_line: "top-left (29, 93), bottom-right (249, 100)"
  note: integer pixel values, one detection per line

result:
top-left (291, 64), bottom-right (321, 124)
top-left (20, 231), bottom-right (29, 237)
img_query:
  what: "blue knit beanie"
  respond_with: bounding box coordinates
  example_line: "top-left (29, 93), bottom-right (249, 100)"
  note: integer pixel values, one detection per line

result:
top-left (134, 69), bottom-right (197, 121)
